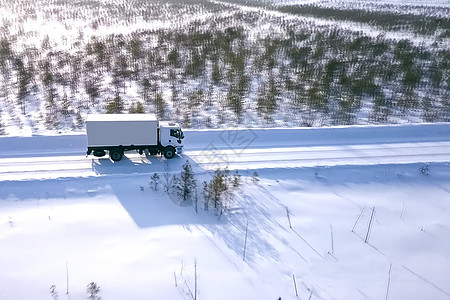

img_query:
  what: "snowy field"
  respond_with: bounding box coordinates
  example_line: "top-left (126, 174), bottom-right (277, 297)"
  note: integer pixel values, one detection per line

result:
top-left (1, 124), bottom-right (450, 299)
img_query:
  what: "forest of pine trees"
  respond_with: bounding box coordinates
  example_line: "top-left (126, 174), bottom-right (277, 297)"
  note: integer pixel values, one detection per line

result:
top-left (0, 0), bottom-right (449, 133)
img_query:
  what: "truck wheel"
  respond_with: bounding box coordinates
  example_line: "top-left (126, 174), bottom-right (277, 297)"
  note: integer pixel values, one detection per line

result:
top-left (110, 149), bottom-right (123, 161)
top-left (93, 150), bottom-right (106, 157)
top-left (163, 147), bottom-right (176, 159)
top-left (149, 148), bottom-right (158, 155)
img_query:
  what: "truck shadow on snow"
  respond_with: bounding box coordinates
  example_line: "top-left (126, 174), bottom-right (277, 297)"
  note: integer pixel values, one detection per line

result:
top-left (90, 152), bottom-right (216, 228)
top-left (91, 152), bottom-right (187, 175)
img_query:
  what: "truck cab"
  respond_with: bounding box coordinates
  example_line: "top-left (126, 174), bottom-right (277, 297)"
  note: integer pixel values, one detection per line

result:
top-left (159, 121), bottom-right (184, 157)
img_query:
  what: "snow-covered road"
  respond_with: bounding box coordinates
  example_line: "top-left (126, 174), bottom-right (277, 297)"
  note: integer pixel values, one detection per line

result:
top-left (0, 123), bottom-right (449, 181)
top-left (188, 141), bottom-right (450, 170)
top-left (2, 140), bottom-right (450, 181)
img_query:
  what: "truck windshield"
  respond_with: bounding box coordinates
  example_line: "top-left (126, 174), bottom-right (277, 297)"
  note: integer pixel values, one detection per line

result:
top-left (170, 129), bottom-right (184, 139)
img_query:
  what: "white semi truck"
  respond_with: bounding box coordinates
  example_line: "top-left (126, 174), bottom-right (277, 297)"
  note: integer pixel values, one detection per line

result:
top-left (86, 114), bottom-right (184, 161)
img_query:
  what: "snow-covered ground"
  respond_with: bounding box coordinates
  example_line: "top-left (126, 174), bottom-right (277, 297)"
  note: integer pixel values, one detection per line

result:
top-left (1, 123), bottom-right (450, 299)
top-left (271, 0), bottom-right (450, 7)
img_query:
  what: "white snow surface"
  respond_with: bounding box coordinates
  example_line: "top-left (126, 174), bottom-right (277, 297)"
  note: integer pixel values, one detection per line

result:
top-left (1, 123), bottom-right (450, 299)
top-left (272, 0), bottom-right (450, 7)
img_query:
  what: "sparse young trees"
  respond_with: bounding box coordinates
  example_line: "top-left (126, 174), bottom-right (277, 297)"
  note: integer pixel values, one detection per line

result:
top-left (202, 169), bottom-right (240, 215)
top-left (83, 59), bottom-right (101, 105)
top-left (257, 73), bottom-right (278, 120)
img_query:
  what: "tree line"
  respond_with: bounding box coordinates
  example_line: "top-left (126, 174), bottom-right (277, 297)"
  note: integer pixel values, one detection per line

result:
top-left (278, 4), bottom-right (450, 36)
top-left (0, 8), bottom-right (449, 132)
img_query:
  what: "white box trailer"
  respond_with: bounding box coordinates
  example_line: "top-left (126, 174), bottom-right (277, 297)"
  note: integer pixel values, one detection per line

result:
top-left (86, 114), bottom-right (184, 161)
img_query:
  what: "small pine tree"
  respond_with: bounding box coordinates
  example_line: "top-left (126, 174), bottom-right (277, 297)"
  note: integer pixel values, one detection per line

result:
top-left (202, 181), bottom-right (210, 211)
top-left (0, 114), bottom-right (5, 135)
top-left (252, 171), bottom-right (259, 184)
top-left (50, 285), bottom-right (58, 300)
top-left (86, 282), bottom-right (100, 300)
top-left (211, 62), bottom-right (221, 84)
top-left (75, 109), bottom-right (84, 128)
top-left (60, 93), bottom-right (70, 118)
top-left (174, 161), bottom-right (196, 203)
top-left (210, 169), bottom-right (227, 211)
top-left (129, 101), bottom-right (145, 113)
top-left (141, 78), bottom-right (151, 103)
top-left (149, 173), bottom-right (160, 191)
top-left (232, 170), bottom-right (241, 189)
top-left (154, 92), bottom-right (165, 119)
top-left (106, 95), bottom-right (124, 114)
top-left (136, 102), bottom-right (145, 113)
top-left (167, 48), bottom-right (179, 67)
